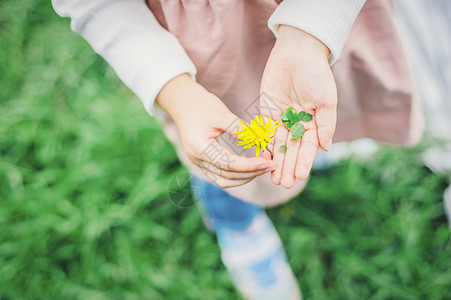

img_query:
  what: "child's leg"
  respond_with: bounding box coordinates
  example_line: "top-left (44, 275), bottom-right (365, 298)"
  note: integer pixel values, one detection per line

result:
top-left (190, 175), bottom-right (301, 300)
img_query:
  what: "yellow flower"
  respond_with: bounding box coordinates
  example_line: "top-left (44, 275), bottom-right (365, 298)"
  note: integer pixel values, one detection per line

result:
top-left (235, 113), bottom-right (280, 157)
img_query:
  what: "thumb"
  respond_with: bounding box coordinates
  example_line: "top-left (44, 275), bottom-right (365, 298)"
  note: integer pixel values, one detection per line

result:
top-left (219, 112), bottom-right (246, 139)
top-left (315, 105), bottom-right (337, 151)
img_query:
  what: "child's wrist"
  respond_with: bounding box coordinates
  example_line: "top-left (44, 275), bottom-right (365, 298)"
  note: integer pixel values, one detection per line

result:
top-left (155, 73), bottom-right (204, 122)
top-left (276, 25), bottom-right (330, 62)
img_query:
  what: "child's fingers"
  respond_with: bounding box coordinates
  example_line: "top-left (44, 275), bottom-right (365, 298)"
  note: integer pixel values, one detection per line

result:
top-left (271, 126), bottom-right (288, 185)
top-left (315, 105), bottom-right (336, 151)
top-left (198, 161), bottom-right (274, 180)
top-left (260, 149), bottom-right (272, 160)
top-left (198, 140), bottom-right (276, 173)
top-left (205, 172), bottom-right (255, 188)
top-left (280, 134), bottom-right (301, 189)
top-left (295, 128), bottom-right (319, 180)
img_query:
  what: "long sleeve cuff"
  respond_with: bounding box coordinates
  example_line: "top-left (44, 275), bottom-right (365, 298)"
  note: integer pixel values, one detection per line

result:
top-left (52, 0), bottom-right (197, 116)
top-left (268, 0), bottom-right (366, 65)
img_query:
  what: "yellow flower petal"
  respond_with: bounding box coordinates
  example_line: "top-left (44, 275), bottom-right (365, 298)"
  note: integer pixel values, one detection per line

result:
top-left (235, 113), bottom-right (279, 157)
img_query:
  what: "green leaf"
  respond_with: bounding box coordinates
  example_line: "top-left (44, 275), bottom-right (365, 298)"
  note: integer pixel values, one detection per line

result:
top-left (291, 123), bottom-right (305, 140)
top-left (280, 145), bottom-right (287, 153)
top-left (286, 122), bottom-right (293, 129)
top-left (286, 108), bottom-right (294, 122)
top-left (281, 112), bottom-right (289, 123)
top-left (299, 111), bottom-right (313, 122)
top-left (287, 107), bottom-right (300, 124)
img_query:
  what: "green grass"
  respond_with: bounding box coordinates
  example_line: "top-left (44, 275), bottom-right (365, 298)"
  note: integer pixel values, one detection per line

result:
top-left (1, 1), bottom-right (450, 299)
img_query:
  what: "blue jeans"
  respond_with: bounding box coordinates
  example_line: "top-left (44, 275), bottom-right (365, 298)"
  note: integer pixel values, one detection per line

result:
top-left (190, 175), bottom-right (263, 231)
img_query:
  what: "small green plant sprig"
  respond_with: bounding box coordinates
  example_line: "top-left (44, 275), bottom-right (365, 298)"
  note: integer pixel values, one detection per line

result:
top-left (279, 107), bottom-right (313, 153)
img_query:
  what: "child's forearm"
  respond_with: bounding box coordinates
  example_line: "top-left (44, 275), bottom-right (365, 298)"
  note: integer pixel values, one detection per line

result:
top-left (276, 25), bottom-right (330, 63)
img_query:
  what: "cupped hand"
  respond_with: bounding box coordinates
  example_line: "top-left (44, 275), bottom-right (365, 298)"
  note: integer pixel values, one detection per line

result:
top-left (260, 25), bottom-right (338, 188)
top-left (157, 74), bottom-right (277, 188)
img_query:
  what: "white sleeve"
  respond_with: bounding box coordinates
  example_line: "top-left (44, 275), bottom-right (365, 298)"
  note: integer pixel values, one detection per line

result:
top-left (268, 0), bottom-right (367, 65)
top-left (52, 0), bottom-right (197, 116)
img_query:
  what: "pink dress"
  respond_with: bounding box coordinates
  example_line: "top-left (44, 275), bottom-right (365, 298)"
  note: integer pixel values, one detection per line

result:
top-left (147, 0), bottom-right (423, 206)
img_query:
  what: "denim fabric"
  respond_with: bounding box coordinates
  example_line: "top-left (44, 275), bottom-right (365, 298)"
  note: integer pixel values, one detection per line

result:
top-left (190, 175), bottom-right (262, 231)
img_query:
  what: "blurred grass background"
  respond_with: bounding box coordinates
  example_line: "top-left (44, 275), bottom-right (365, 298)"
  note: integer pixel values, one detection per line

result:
top-left (0, 1), bottom-right (450, 299)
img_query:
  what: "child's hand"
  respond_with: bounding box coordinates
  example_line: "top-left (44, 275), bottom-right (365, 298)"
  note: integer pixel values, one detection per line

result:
top-left (260, 25), bottom-right (337, 188)
top-left (157, 74), bottom-right (277, 188)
